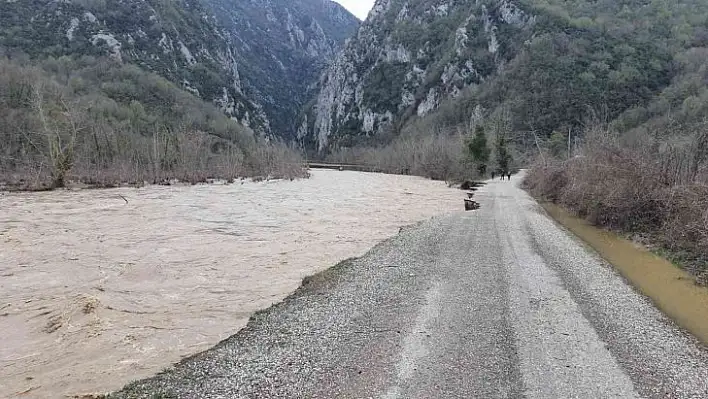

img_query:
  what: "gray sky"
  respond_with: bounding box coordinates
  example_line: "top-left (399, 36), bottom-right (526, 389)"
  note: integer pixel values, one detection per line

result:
top-left (334, 0), bottom-right (376, 20)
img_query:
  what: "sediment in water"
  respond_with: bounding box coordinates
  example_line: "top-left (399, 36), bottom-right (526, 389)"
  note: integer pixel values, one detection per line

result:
top-left (542, 203), bottom-right (708, 345)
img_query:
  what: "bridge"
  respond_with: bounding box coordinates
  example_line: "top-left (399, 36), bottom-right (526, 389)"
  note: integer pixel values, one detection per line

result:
top-left (305, 162), bottom-right (381, 173)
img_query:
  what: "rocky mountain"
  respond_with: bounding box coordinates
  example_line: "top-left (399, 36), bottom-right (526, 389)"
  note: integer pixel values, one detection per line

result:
top-left (302, 0), bottom-right (708, 152)
top-left (0, 0), bottom-right (359, 138)
top-left (302, 0), bottom-right (534, 150)
top-left (203, 0), bottom-right (360, 138)
top-left (0, 0), bottom-right (275, 134)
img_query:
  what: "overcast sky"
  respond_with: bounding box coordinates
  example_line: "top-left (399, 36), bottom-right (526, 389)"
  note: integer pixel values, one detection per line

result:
top-left (334, 0), bottom-right (376, 20)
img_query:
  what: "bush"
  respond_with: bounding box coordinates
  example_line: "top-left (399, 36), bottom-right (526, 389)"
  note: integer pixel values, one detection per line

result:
top-left (325, 130), bottom-right (471, 182)
top-left (524, 125), bottom-right (708, 280)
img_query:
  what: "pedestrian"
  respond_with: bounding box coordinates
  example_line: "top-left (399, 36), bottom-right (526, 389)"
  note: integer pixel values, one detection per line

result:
top-left (507, 172), bottom-right (511, 180)
top-left (491, 171), bottom-right (495, 180)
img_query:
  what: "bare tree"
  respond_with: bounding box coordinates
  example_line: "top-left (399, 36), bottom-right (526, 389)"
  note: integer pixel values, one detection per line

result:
top-left (32, 83), bottom-right (80, 188)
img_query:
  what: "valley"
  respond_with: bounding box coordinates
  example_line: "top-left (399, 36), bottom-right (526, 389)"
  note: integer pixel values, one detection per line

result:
top-left (2, 0), bottom-right (708, 397)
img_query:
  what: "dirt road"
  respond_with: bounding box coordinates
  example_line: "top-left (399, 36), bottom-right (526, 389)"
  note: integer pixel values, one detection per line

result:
top-left (112, 174), bottom-right (708, 398)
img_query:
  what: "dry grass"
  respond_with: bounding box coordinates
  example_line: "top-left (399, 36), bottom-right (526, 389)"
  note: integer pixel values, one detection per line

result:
top-left (524, 125), bottom-right (708, 280)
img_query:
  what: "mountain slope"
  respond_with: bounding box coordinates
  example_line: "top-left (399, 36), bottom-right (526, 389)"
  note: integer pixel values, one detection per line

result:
top-left (302, 0), bottom-right (535, 150)
top-left (0, 0), bottom-right (360, 139)
top-left (203, 0), bottom-right (360, 138)
top-left (303, 0), bottom-right (708, 152)
top-left (0, 0), bottom-right (273, 134)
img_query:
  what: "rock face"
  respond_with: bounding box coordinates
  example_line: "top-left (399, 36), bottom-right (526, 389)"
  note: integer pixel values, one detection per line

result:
top-left (302, 0), bottom-right (534, 151)
top-left (0, 0), bottom-right (274, 134)
top-left (203, 0), bottom-right (360, 139)
top-left (0, 0), bottom-right (358, 138)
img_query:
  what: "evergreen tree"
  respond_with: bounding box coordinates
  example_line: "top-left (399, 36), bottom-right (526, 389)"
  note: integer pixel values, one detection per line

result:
top-left (496, 135), bottom-right (512, 174)
top-left (467, 125), bottom-right (491, 175)
top-left (548, 131), bottom-right (569, 159)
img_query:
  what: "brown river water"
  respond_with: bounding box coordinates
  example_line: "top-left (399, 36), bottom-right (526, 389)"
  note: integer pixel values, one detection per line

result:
top-left (0, 170), bottom-right (462, 398)
top-left (543, 203), bottom-right (708, 346)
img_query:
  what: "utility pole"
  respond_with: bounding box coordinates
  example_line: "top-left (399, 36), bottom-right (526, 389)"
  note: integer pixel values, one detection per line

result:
top-left (532, 129), bottom-right (545, 165)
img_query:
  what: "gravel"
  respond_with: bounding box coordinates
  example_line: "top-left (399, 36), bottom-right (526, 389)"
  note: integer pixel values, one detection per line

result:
top-left (110, 174), bottom-right (708, 399)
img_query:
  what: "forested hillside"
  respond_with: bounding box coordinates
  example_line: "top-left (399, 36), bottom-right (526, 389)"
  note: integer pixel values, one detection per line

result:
top-left (0, 55), bottom-right (305, 190)
top-left (0, 0), bottom-right (360, 189)
top-left (0, 0), bottom-right (273, 133)
top-left (0, 0), bottom-right (359, 140)
top-left (304, 0), bottom-right (708, 158)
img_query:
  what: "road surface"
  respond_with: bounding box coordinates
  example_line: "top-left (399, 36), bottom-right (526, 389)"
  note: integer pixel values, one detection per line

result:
top-left (112, 174), bottom-right (708, 398)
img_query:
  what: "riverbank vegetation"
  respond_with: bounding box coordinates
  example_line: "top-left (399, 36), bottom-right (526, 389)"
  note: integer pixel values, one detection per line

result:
top-left (524, 122), bottom-right (708, 284)
top-left (324, 130), bottom-right (468, 182)
top-left (325, 107), bottom-right (523, 183)
top-left (521, 18), bottom-right (708, 284)
top-left (0, 55), bottom-right (305, 191)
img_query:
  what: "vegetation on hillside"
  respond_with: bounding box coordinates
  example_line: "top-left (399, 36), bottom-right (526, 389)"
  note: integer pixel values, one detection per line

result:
top-left (0, 0), bottom-right (273, 135)
top-left (512, 0), bottom-right (708, 282)
top-left (0, 55), bottom-right (305, 190)
top-left (399, 0), bottom-right (704, 141)
top-left (324, 0), bottom-right (708, 186)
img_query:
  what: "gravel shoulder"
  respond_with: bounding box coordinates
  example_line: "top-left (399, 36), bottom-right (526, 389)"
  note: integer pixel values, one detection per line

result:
top-left (110, 175), bottom-right (708, 399)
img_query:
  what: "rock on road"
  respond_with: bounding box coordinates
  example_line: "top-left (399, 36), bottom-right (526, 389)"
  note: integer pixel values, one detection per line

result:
top-left (112, 174), bottom-right (708, 399)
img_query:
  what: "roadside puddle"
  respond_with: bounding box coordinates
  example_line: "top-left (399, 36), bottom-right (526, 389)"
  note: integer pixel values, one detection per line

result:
top-left (542, 203), bottom-right (708, 345)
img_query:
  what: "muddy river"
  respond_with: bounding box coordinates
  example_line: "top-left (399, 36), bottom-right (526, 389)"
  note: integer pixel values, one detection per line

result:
top-left (0, 170), bottom-right (462, 398)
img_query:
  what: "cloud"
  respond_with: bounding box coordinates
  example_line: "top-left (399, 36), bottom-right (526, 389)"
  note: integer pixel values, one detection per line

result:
top-left (333, 0), bottom-right (376, 20)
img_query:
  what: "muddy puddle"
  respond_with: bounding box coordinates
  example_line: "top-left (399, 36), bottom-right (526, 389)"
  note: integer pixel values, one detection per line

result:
top-left (543, 203), bottom-right (708, 345)
top-left (0, 170), bottom-right (462, 398)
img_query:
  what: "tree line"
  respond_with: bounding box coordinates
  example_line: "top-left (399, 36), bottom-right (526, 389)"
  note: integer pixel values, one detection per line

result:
top-left (0, 54), bottom-right (305, 190)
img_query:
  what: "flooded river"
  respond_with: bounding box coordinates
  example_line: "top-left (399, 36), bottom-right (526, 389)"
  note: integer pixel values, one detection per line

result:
top-left (0, 170), bottom-right (462, 398)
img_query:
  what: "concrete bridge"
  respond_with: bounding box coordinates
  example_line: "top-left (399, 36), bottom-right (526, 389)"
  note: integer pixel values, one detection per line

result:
top-left (305, 162), bottom-right (381, 173)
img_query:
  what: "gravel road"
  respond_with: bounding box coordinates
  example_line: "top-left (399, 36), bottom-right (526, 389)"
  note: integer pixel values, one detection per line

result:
top-left (111, 174), bottom-right (708, 398)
